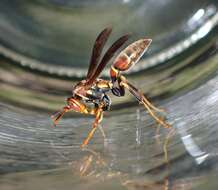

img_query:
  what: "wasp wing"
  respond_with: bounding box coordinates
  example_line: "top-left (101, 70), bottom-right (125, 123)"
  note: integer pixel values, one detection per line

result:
top-left (86, 27), bottom-right (112, 79)
top-left (86, 34), bottom-right (129, 85)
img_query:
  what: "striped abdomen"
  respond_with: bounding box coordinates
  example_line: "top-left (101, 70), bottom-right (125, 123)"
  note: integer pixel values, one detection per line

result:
top-left (110, 38), bottom-right (152, 80)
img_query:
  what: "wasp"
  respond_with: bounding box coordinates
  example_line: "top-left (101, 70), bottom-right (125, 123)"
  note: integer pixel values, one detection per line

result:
top-left (51, 28), bottom-right (171, 147)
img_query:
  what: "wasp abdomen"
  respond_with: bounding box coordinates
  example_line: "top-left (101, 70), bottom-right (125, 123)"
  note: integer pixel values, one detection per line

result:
top-left (111, 39), bottom-right (152, 73)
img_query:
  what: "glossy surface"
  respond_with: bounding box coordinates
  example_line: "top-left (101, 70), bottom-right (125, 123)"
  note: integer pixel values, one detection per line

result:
top-left (0, 34), bottom-right (218, 188)
top-left (0, 72), bottom-right (218, 189)
top-left (0, 0), bottom-right (217, 76)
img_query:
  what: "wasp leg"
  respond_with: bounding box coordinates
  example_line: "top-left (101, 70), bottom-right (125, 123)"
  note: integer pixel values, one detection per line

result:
top-left (119, 78), bottom-right (171, 128)
top-left (51, 97), bottom-right (91, 126)
top-left (111, 69), bottom-right (164, 113)
top-left (121, 77), bottom-right (165, 113)
top-left (163, 128), bottom-right (176, 163)
top-left (51, 106), bottom-right (71, 126)
top-left (51, 97), bottom-right (105, 147)
top-left (82, 107), bottom-right (104, 148)
top-left (139, 98), bottom-right (171, 128)
top-left (141, 96), bottom-right (165, 113)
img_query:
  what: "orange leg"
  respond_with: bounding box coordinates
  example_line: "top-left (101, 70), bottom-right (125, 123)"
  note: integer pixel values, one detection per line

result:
top-left (111, 70), bottom-right (165, 113)
top-left (141, 96), bottom-right (165, 113)
top-left (120, 76), bottom-right (165, 112)
top-left (51, 97), bottom-right (105, 147)
top-left (81, 107), bottom-right (104, 148)
top-left (141, 100), bottom-right (171, 128)
top-left (119, 77), bottom-right (171, 129)
top-left (163, 128), bottom-right (176, 163)
top-left (51, 105), bottom-right (71, 126)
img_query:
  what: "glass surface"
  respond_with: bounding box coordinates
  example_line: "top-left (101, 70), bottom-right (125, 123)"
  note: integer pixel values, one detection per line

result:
top-left (1, 72), bottom-right (218, 189)
top-left (0, 0), bottom-right (217, 76)
top-left (0, 1), bottom-right (218, 190)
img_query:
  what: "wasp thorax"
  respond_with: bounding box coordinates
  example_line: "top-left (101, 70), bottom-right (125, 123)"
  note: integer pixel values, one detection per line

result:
top-left (72, 80), bottom-right (89, 98)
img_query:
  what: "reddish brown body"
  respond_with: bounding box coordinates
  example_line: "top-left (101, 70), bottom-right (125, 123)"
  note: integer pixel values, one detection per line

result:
top-left (113, 39), bottom-right (151, 70)
top-left (110, 39), bottom-right (152, 82)
top-left (51, 28), bottom-right (171, 147)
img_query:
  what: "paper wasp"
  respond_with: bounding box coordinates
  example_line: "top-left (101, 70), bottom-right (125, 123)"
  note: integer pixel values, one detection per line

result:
top-left (51, 27), bottom-right (171, 147)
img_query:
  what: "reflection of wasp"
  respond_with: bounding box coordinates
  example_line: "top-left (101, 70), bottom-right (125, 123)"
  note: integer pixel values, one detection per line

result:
top-left (51, 27), bottom-right (171, 147)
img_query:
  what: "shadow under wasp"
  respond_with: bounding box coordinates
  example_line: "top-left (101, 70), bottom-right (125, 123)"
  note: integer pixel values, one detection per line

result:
top-left (51, 27), bottom-right (171, 147)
